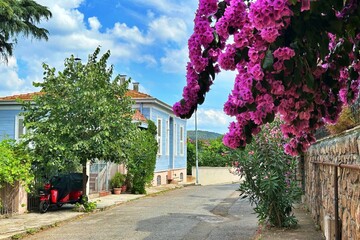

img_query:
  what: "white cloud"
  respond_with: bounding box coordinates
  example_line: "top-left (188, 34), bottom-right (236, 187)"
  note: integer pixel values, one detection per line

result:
top-left (88, 17), bottom-right (102, 31)
top-left (0, 0), bottom-right (198, 98)
top-left (40, 5), bottom-right (85, 34)
top-left (160, 47), bottom-right (188, 73)
top-left (0, 57), bottom-right (26, 95)
top-left (129, 0), bottom-right (197, 18)
top-left (148, 16), bottom-right (187, 43)
top-left (109, 23), bottom-right (152, 45)
top-left (187, 109), bottom-right (234, 134)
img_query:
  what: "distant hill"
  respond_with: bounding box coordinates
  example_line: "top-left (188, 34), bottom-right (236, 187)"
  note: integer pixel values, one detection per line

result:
top-left (187, 130), bottom-right (222, 141)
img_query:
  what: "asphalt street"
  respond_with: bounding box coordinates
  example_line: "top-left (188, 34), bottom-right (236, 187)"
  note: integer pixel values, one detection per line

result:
top-left (24, 184), bottom-right (258, 240)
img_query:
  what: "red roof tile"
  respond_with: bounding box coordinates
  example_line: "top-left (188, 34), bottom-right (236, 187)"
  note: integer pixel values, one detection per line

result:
top-left (132, 109), bottom-right (147, 122)
top-left (125, 90), bottom-right (152, 99)
top-left (0, 91), bottom-right (149, 122)
top-left (0, 90), bottom-right (152, 101)
top-left (0, 92), bottom-right (44, 101)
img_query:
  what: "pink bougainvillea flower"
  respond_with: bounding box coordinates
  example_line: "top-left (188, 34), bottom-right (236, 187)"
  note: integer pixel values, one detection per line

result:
top-left (301, 0), bottom-right (311, 12)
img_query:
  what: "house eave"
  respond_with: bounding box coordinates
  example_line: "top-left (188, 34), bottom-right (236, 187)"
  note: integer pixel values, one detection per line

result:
top-left (133, 98), bottom-right (173, 113)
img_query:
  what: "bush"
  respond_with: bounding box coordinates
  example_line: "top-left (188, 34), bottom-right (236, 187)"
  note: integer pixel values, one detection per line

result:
top-left (230, 119), bottom-right (302, 227)
top-left (110, 172), bottom-right (125, 189)
top-left (0, 139), bottom-right (33, 190)
top-left (127, 120), bottom-right (158, 194)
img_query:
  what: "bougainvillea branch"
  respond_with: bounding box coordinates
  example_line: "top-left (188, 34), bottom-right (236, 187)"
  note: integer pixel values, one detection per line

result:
top-left (173, 0), bottom-right (360, 156)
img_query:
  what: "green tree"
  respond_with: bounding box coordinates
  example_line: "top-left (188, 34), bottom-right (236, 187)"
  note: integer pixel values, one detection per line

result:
top-left (199, 137), bottom-right (231, 167)
top-left (0, 139), bottom-right (33, 190)
top-left (22, 47), bottom-right (135, 195)
top-left (186, 138), bottom-right (196, 175)
top-left (0, 0), bottom-right (52, 62)
top-left (127, 120), bottom-right (158, 194)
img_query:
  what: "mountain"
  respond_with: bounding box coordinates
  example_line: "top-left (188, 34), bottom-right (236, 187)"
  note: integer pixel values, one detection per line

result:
top-left (187, 130), bottom-right (223, 141)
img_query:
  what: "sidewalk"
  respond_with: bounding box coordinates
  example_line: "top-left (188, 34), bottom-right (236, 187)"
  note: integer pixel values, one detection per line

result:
top-left (254, 204), bottom-right (325, 240)
top-left (0, 184), bottom-right (184, 240)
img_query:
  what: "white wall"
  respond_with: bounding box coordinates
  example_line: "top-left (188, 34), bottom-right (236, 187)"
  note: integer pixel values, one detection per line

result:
top-left (192, 167), bottom-right (242, 185)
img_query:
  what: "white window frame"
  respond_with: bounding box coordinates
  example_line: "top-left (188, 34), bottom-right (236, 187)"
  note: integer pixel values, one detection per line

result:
top-left (157, 118), bottom-right (162, 155)
top-left (15, 115), bottom-right (26, 140)
top-left (166, 120), bottom-right (169, 156)
top-left (174, 123), bottom-right (177, 156)
top-left (180, 125), bottom-right (184, 156)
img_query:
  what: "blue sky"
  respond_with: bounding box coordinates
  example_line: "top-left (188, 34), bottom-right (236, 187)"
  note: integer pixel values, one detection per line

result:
top-left (0, 0), bottom-right (235, 134)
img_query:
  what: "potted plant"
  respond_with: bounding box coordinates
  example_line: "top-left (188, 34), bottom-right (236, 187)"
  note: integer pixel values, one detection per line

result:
top-left (110, 172), bottom-right (125, 195)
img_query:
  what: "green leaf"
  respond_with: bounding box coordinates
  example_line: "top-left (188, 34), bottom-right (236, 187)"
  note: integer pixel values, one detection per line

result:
top-left (262, 49), bottom-right (274, 70)
top-left (306, 72), bottom-right (315, 90)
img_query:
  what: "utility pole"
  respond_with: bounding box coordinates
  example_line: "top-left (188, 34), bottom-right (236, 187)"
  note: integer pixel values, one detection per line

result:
top-left (195, 109), bottom-right (199, 185)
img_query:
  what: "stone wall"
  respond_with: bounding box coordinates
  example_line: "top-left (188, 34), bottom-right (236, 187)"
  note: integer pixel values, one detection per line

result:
top-left (304, 126), bottom-right (360, 239)
top-left (0, 182), bottom-right (27, 215)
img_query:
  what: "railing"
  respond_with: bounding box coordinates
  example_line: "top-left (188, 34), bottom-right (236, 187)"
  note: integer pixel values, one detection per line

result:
top-left (90, 161), bottom-right (119, 193)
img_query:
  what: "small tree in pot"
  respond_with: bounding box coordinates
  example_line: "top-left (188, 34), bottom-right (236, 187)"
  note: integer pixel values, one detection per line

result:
top-left (110, 172), bottom-right (125, 195)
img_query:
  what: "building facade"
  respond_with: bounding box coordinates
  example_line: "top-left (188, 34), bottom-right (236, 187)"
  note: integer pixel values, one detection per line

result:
top-left (126, 84), bottom-right (187, 185)
top-left (0, 85), bottom-right (187, 187)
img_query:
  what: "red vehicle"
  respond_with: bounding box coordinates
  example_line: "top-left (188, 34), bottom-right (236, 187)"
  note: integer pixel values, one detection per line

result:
top-left (39, 173), bottom-right (87, 213)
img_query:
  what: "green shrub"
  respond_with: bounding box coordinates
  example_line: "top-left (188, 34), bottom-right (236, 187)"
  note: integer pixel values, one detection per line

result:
top-left (127, 120), bottom-right (157, 194)
top-left (230, 119), bottom-right (302, 227)
top-left (0, 139), bottom-right (33, 190)
top-left (110, 172), bottom-right (125, 189)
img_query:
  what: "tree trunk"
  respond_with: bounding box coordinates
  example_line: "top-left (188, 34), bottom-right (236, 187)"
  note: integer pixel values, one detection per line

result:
top-left (82, 162), bottom-right (87, 199)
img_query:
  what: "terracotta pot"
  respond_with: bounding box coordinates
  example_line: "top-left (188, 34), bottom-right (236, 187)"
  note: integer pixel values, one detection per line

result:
top-left (113, 188), bottom-right (121, 195)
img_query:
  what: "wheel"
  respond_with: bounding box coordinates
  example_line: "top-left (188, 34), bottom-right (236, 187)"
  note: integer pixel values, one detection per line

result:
top-left (39, 200), bottom-right (50, 213)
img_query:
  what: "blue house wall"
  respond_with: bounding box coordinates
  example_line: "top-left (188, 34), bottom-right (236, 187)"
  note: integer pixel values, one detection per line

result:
top-left (0, 109), bottom-right (22, 140)
top-left (148, 107), bottom-right (187, 172)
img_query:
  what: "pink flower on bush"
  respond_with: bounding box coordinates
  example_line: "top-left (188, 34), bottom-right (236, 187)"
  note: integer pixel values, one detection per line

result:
top-left (260, 27), bottom-right (279, 43)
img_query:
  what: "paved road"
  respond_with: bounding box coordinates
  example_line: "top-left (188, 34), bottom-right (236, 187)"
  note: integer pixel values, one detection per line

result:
top-left (25, 184), bottom-right (257, 240)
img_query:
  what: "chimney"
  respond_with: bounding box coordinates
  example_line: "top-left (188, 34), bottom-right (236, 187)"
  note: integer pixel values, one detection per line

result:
top-left (133, 82), bottom-right (139, 92)
top-left (119, 74), bottom-right (126, 85)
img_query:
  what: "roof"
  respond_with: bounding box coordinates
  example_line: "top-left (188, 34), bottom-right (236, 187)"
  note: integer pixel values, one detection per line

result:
top-left (0, 92), bottom-right (44, 101)
top-left (0, 89), bottom-right (176, 117)
top-left (0, 90), bottom-right (153, 101)
top-left (0, 91), bottom-right (149, 122)
top-left (125, 90), bottom-right (152, 99)
top-left (132, 109), bottom-right (147, 122)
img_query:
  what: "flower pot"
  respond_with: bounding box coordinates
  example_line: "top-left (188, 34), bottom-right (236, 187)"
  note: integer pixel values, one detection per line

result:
top-left (113, 188), bottom-right (122, 195)
top-left (121, 185), bottom-right (127, 193)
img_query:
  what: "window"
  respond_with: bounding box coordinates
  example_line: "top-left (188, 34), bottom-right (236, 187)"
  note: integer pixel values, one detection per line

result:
top-left (180, 126), bottom-right (184, 155)
top-left (15, 116), bottom-right (26, 140)
top-left (174, 123), bottom-right (177, 156)
top-left (157, 175), bottom-right (161, 186)
top-left (166, 120), bottom-right (169, 156)
top-left (157, 118), bottom-right (162, 155)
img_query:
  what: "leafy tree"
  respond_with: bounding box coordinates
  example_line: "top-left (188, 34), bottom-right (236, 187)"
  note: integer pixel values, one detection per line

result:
top-left (22, 47), bottom-right (135, 194)
top-left (0, 139), bottom-right (33, 190)
top-left (174, 0), bottom-right (360, 156)
top-left (199, 137), bottom-right (231, 167)
top-left (186, 138), bottom-right (196, 175)
top-left (0, 0), bottom-right (52, 62)
top-left (127, 120), bottom-right (158, 194)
